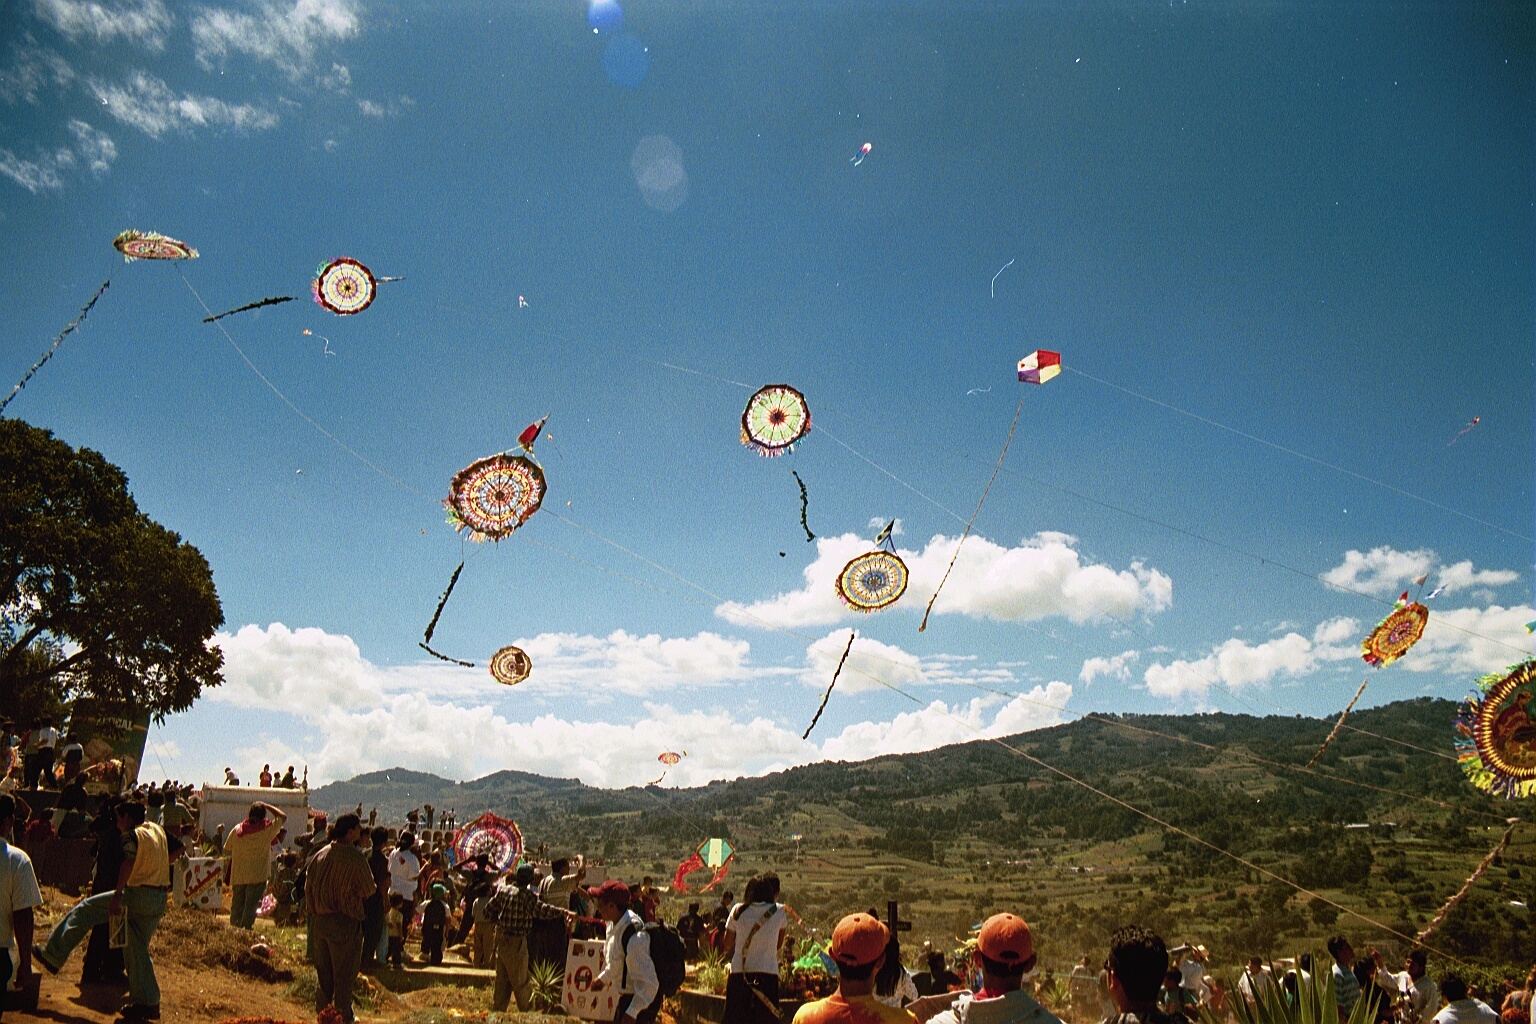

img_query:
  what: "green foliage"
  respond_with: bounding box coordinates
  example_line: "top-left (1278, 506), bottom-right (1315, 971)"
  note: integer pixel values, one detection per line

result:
top-left (1210, 960), bottom-right (1379, 1024)
top-left (695, 946), bottom-right (728, 995)
top-left (0, 418), bottom-right (224, 724)
top-left (527, 958), bottom-right (564, 1012)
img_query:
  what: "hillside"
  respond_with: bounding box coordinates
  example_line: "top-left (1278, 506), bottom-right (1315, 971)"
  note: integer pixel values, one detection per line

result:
top-left (313, 698), bottom-right (1533, 971)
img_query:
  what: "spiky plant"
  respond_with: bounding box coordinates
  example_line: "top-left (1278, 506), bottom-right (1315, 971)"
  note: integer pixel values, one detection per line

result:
top-left (696, 946), bottom-right (729, 995)
top-left (528, 957), bottom-right (565, 1012)
top-left (1207, 960), bottom-right (1381, 1024)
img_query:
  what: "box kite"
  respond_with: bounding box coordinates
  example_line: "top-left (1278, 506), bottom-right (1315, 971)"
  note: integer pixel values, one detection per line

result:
top-left (453, 812), bottom-right (524, 871)
top-left (445, 452), bottom-right (546, 542)
top-left (672, 837), bottom-right (734, 894)
top-left (114, 229), bottom-right (199, 262)
top-left (490, 645), bottom-right (532, 686)
top-left (1017, 349), bottom-right (1061, 384)
top-left (1456, 659), bottom-right (1536, 799)
top-left (1361, 599), bottom-right (1429, 667)
top-left (741, 384), bottom-right (811, 457)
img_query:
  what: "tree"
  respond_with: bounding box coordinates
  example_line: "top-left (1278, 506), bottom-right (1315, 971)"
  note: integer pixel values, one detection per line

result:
top-left (0, 418), bottom-right (223, 725)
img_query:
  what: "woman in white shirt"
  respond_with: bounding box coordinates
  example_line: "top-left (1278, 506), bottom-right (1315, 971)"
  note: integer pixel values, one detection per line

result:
top-left (722, 874), bottom-right (787, 1024)
top-left (873, 936), bottom-right (920, 1008)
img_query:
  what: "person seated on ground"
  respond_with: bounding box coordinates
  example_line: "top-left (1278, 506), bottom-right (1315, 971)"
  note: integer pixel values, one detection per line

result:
top-left (792, 913), bottom-right (922, 1024)
top-left (420, 883), bottom-right (450, 965)
top-left (57, 804), bottom-right (91, 840)
top-left (1160, 969), bottom-right (1199, 1022)
top-left (386, 893), bottom-right (406, 968)
top-left (1433, 975), bottom-right (1498, 1024)
top-left (56, 776), bottom-right (87, 813)
top-left (1102, 925), bottom-right (1181, 1024)
top-left (927, 913), bottom-right (1058, 1024)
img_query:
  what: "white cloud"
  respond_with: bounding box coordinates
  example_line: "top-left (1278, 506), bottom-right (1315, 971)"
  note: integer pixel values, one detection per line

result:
top-left (66, 118), bottom-right (115, 174)
top-left (1434, 560), bottom-right (1521, 596)
top-left (1390, 604), bottom-right (1535, 676)
top-left (89, 70), bottom-right (279, 136)
top-left (32, 0), bottom-right (172, 50)
top-left (1080, 649), bottom-right (1138, 684)
top-left (1323, 546), bottom-right (1435, 597)
top-left (0, 146), bottom-right (73, 192)
top-left (192, 0), bottom-right (360, 77)
top-left (517, 630), bottom-right (764, 697)
top-left (357, 98), bottom-right (384, 117)
top-left (801, 630), bottom-right (924, 695)
top-left (820, 682), bottom-right (1073, 761)
top-left (0, 39), bottom-right (75, 104)
top-left (1142, 618), bottom-right (1358, 703)
top-left (318, 61), bottom-right (349, 91)
top-left (717, 531), bottom-right (1172, 630)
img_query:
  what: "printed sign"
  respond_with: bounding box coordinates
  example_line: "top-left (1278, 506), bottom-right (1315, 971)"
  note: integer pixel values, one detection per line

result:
top-left (183, 856), bottom-right (223, 910)
top-left (563, 938), bottom-right (617, 1021)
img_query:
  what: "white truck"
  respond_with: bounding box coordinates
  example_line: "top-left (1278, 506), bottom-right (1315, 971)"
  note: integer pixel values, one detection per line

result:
top-left (197, 783), bottom-right (310, 849)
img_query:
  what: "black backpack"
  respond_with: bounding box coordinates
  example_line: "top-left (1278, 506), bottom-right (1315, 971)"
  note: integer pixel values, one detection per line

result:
top-left (622, 920), bottom-right (687, 998)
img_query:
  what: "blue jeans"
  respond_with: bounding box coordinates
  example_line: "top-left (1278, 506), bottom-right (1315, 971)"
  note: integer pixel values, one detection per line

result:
top-left (42, 886), bottom-right (168, 1007)
top-left (230, 883), bottom-right (265, 929)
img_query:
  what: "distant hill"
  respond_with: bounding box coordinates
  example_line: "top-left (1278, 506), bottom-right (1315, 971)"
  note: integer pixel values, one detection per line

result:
top-left (311, 698), bottom-right (1534, 972)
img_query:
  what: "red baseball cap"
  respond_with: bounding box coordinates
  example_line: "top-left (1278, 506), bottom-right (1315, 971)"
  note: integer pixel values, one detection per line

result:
top-left (588, 879), bottom-right (631, 906)
top-left (830, 913), bottom-right (889, 968)
top-left (977, 913), bottom-right (1033, 964)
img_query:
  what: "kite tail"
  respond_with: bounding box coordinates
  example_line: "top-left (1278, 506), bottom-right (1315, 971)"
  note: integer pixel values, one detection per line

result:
top-left (671, 852), bottom-right (706, 893)
top-left (793, 471), bottom-right (815, 541)
top-left (1416, 821), bottom-right (1518, 944)
top-left (803, 632), bottom-right (856, 740)
top-left (920, 394), bottom-right (1026, 631)
top-left (1, 280), bottom-right (110, 416)
top-left (419, 642), bottom-right (475, 668)
top-left (202, 295), bottom-right (295, 323)
top-left (1305, 679), bottom-right (1370, 769)
top-left (701, 856), bottom-right (733, 892)
top-left (423, 562), bottom-right (465, 644)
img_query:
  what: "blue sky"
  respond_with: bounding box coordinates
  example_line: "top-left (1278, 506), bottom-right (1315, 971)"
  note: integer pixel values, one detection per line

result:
top-left (2, 0), bottom-right (1531, 789)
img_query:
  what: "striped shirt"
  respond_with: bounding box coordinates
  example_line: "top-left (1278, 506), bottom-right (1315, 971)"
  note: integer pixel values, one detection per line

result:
top-left (1334, 964), bottom-right (1361, 1014)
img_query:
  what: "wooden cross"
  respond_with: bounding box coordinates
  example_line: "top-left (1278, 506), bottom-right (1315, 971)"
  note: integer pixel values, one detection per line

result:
top-left (886, 900), bottom-right (912, 934)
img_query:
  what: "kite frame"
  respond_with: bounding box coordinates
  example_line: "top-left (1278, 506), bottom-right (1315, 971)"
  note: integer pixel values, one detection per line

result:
top-left (313, 257), bottom-right (378, 316)
top-left (741, 384), bottom-right (811, 457)
top-left (1361, 602), bottom-right (1429, 667)
top-left (489, 645), bottom-right (532, 686)
top-left (445, 452), bottom-right (547, 542)
top-left (835, 550), bottom-right (909, 613)
top-left (1456, 659), bottom-right (1536, 799)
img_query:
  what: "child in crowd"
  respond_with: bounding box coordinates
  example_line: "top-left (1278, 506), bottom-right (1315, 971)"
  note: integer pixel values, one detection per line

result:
top-left (387, 893), bottom-right (407, 968)
top-left (420, 882), bottom-right (450, 965)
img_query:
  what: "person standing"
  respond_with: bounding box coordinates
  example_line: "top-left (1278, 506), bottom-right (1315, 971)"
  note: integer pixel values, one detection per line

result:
top-left (58, 737), bottom-right (84, 785)
top-left (677, 902), bottom-right (705, 961)
top-left (389, 831), bottom-right (422, 943)
top-left (0, 794), bottom-right (42, 1020)
top-left (724, 875), bottom-right (789, 1024)
top-left (1238, 959), bottom-right (1275, 1009)
top-left (23, 719), bottom-right (58, 790)
top-left (1431, 975), bottom-right (1498, 1024)
top-left (304, 813), bottom-right (375, 1024)
top-left (361, 827), bottom-right (391, 972)
top-left (1327, 937), bottom-right (1361, 1018)
top-left (590, 880), bottom-right (661, 1024)
top-left (1376, 950), bottom-right (1439, 1024)
top-left (224, 801), bottom-right (287, 929)
top-left (80, 799), bottom-right (127, 985)
top-left (1100, 925), bottom-right (1181, 1024)
top-left (486, 863), bottom-right (576, 1011)
top-left (35, 801), bottom-right (177, 1020)
top-left (926, 913), bottom-right (1058, 1024)
top-left (791, 913), bottom-right (918, 1024)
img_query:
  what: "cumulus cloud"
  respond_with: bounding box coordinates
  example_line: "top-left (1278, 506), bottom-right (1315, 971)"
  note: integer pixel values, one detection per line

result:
top-left (1434, 560), bottom-right (1521, 596)
top-left (317, 61), bottom-right (349, 91)
top-left (717, 531), bottom-right (1172, 630)
top-left (32, 0), bottom-right (173, 50)
top-left (192, 0), bottom-right (360, 77)
top-left (0, 39), bottom-right (75, 104)
top-left (1390, 604), bottom-right (1536, 675)
top-left (1323, 547), bottom-right (1435, 597)
top-left (821, 682), bottom-right (1073, 761)
top-left (357, 98), bottom-right (385, 117)
top-left (89, 70), bottom-right (278, 136)
top-left (1080, 649), bottom-right (1138, 684)
top-left (1142, 618), bottom-right (1358, 703)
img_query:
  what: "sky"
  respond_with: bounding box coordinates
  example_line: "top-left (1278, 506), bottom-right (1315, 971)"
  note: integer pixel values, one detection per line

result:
top-left (1, 0), bottom-right (1532, 791)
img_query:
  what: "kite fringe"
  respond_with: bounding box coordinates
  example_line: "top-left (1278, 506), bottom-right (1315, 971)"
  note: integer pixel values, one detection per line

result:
top-left (202, 295), bottom-right (295, 323)
top-left (920, 394), bottom-right (1026, 631)
top-left (1, 280), bottom-right (110, 416)
top-left (1305, 679), bottom-right (1369, 769)
top-left (803, 632), bottom-right (856, 739)
top-left (1415, 820), bottom-right (1518, 944)
top-left (793, 470), bottom-right (815, 541)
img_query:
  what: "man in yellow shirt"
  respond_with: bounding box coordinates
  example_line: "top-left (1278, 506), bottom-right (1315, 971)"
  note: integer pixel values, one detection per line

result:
top-left (793, 913), bottom-right (920, 1024)
top-left (35, 801), bottom-right (178, 1020)
top-left (224, 800), bottom-right (286, 929)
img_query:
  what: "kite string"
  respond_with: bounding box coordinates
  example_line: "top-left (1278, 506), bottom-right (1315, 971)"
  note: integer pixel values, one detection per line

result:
top-left (1063, 364), bottom-right (1530, 543)
top-left (815, 423), bottom-right (970, 527)
top-left (1305, 679), bottom-right (1370, 769)
top-left (177, 268), bottom-right (430, 500)
top-left (920, 394), bottom-right (1026, 631)
top-left (803, 632), bottom-right (855, 740)
top-left (1, 280), bottom-right (110, 415)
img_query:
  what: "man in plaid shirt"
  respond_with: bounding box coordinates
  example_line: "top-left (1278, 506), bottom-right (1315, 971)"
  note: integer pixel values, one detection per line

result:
top-left (486, 864), bottom-right (575, 1012)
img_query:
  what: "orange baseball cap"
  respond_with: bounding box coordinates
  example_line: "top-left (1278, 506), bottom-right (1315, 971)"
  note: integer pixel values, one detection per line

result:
top-left (830, 913), bottom-right (889, 968)
top-left (978, 913), bottom-right (1033, 964)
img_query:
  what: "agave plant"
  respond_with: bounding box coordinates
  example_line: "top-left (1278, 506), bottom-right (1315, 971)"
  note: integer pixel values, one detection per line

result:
top-left (528, 957), bottom-right (565, 1012)
top-left (1206, 959), bottom-right (1381, 1024)
top-left (696, 946), bottom-right (729, 995)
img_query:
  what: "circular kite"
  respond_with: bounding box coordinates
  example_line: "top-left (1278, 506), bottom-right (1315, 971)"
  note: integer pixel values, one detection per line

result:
top-left (1361, 602), bottom-right (1429, 667)
top-left (658, 751), bottom-right (683, 766)
top-left (741, 384), bottom-right (811, 457)
top-left (836, 550), bottom-right (909, 613)
top-left (452, 812), bottom-right (524, 871)
top-left (489, 645), bottom-right (532, 686)
top-left (444, 453), bottom-right (546, 542)
top-left (1456, 660), bottom-right (1536, 799)
top-left (312, 257), bottom-right (377, 315)
top-left (114, 230), bottom-right (199, 262)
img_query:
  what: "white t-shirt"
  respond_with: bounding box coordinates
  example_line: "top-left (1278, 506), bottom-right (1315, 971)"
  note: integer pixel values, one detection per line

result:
top-left (1433, 1001), bottom-right (1498, 1024)
top-left (28, 727), bottom-right (58, 752)
top-left (1180, 959), bottom-right (1209, 1001)
top-left (727, 902), bottom-right (786, 975)
top-left (389, 848), bottom-right (421, 898)
top-left (874, 969), bottom-right (920, 1008)
top-left (0, 840), bottom-right (43, 950)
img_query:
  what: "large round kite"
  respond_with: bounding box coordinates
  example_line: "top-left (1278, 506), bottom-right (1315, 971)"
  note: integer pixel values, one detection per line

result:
top-left (658, 751), bottom-right (683, 766)
top-left (1456, 660), bottom-right (1536, 799)
top-left (489, 645), bottom-right (532, 686)
top-left (114, 230), bottom-right (199, 262)
top-left (312, 257), bottom-right (377, 315)
top-left (836, 550), bottom-right (909, 613)
top-left (1361, 602), bottom-right (1429, 667)
top-left (445, 453), bottom-right (546, 542)
top-left (453, 812), bottom-right (524, 871)
top-left (741, 384), bottom-right (811, 457)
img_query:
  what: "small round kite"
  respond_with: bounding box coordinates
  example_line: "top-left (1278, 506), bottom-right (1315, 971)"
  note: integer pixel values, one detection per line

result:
top-left (114, 230), bottom-right (199, 262)
top-left (312, 257), bottom-right (377, 315)
top-left (489, 645), bottom-right (532, 686)
top-left (741, 384), bottom-right (811, 457)
top-left (1456, 659), bottom-right (1536, 799)
top-left (1361, 602), bottom-right (1429, 667)
top-left (658, 751), bottom-right (683, 766)
top-left (452, 812), bottom-right (524, 871)
top-left (445, 453), bottom-right (546, 542)
top-left (836, 550), bottom-right (909, 613)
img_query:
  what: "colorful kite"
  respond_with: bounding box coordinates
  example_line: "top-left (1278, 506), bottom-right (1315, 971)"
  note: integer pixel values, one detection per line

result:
top-left (1448, 416), bottom-right (1481, 446)
top-left (836, 551), bottom-right (909, 613)
top-left (313, 257), bottom-right (377, 315)
top-left (419, 561), bottom-right (474, 667)
top-left (657, 751), bottom-right (684, 766)
top-left (741, 384), bottom-right (811, 457)
top-left (453, 812), bottom-right (524, 871)
top-left (490, 645), bottom-right (532, 686)
top-left (1361, 601), bottom-right (1429, 667)
top-left (1456, 659), bottom-right (1536, 799)
top-left (114, 229), bottom-right (199, 262)
top-left (1017, 349), bottom-right (1061, 384)
top-left (851, 142), bottom-right (872, 167)
top-left (445, 453), bottom-right (546, 542)
top-left (518, 415), bottom-right (549, 454)
top-left (672, 837), bottom-right (735, 894)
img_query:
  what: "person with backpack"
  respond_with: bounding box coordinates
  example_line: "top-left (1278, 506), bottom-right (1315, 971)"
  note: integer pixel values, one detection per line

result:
top-left (589, 879), bottom-right (688, 1024)
top-left (723, 874), bottom-right (789, 1024)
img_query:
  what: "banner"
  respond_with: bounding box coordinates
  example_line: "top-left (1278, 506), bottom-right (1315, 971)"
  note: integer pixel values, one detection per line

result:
top-left (183, 856), bottom-right (223, 911)
top-left (563, 938), bottom-right (617, 1021)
